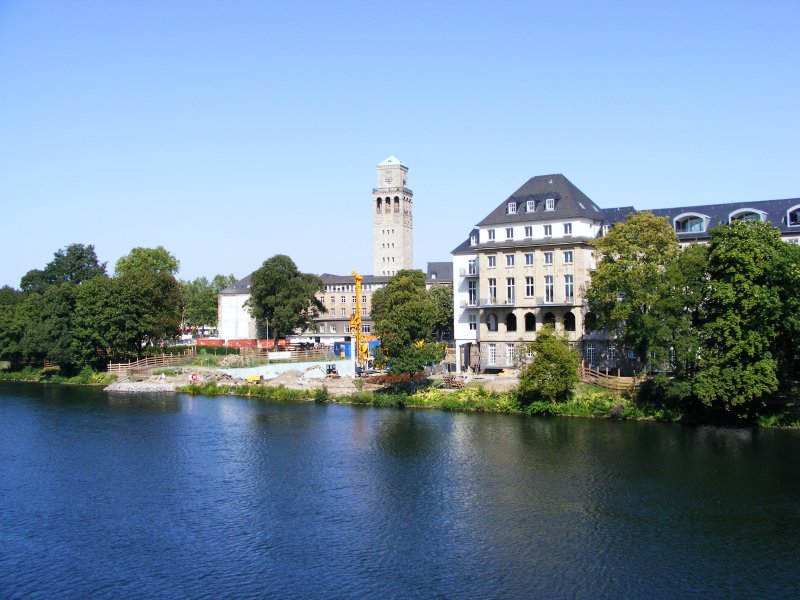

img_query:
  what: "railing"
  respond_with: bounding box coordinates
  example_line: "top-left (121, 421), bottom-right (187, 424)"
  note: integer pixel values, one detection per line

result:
top-left (107, 348), bottom-right (196, 376)
top-left (536, 296), bottom-right (575, 306)
top-left (459, 268), bottom-right (479, 277)
top-left (580, 363), bottom-right (640, 394)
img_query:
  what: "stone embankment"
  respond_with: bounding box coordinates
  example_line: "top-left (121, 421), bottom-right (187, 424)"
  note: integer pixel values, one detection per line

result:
top-left (105, 380), bottom-right (178, 393)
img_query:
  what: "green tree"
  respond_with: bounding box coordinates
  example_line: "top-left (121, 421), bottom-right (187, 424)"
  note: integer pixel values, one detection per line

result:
top-left (181, 274), bottom-right (237, 328)
top-left (0, 286), bottom-right (25, 367)
top-left (71, 275), bottom-right (124, 368)
top-left (247, 255), bottom-right (324, 341)
top-left (371, 269), bottom-right (446, 374)
top-left (427, 284), bottom-right (454, 342)
top-left (115, 270), bottom-right (183, 355)
top-left (17, 284), bottom-right (78, 370)
top-left (20, 243), bottom-right (106, 292)
top-left (693, 220), bottom-right (790, 418)
top-left (114, 246), bottom-right (179, 277)
top-left (516, 326), bottom-right (579, 404)
top-left (586, 212), bottom-right (680, 369)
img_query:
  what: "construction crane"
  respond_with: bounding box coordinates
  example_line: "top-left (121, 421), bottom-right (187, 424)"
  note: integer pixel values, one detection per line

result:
top-left (350, 271), bottom-right (371, 375)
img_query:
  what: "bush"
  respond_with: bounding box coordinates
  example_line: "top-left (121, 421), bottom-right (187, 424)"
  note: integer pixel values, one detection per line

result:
top-left (516, 327), bottom-right (579, 405)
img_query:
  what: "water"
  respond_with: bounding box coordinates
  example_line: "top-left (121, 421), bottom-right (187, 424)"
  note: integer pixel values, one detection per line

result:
top-left (1, 383), bottom-right (798, 599)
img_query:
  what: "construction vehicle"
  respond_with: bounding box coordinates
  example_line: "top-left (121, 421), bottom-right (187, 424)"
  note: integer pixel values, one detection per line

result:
top-left (325, 364), bottom-right (340, 378)
top-left (350, 271), bottom-right (372, 376)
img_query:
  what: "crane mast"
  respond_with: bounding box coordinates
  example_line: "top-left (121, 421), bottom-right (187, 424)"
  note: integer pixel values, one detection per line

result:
top-left (350, 271), bottom-right (370, 373)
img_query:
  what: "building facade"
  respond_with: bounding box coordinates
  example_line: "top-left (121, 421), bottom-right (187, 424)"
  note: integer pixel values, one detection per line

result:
top-left (373, 156), bottom-right (413, 277)
top-left (452, 174), bottom-right (800, 373)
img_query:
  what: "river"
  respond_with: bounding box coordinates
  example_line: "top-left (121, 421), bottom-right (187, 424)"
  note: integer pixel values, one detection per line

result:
top-left (1, 382), bottom-right (798, 598)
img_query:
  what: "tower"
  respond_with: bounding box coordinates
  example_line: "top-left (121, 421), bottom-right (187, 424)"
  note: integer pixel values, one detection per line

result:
top-left (372, 156), bottom-right (413, 276)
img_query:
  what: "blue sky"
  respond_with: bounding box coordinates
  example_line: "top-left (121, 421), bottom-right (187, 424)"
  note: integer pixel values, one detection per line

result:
top-left (1, 0), bottom-right (798, 288)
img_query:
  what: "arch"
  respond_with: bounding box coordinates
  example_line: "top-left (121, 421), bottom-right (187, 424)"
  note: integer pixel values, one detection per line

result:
top-left (543, 312), bottom-right (556, 327)
top-left (729, 208), bottom-right (766, 223)
top-left (673, 212), bottom-right (709, 234)
top-left (505, 313), bottom-right (517, 332)
top-left (487, 313), bottom-right (498, 332)
top-left (563, 311), bottom-right (576, 332)
top-left (524, 312), bottom-right (536, 332)
top-left (394, 196), bottom-right (400, 213)
top-left (376, 198), bottom-right (383, 213)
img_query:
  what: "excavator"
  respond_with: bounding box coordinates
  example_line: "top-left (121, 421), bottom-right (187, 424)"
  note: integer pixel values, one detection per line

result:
top-left (349, 271), bottom-right (372, 376)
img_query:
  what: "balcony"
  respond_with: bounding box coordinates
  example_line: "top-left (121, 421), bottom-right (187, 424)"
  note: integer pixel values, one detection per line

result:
top-left (459, 299), bottom-right (479, 309)
top-left (536, 296), bottom-right (575, 307)
top-left (459, 268), bottom-right (479, 277)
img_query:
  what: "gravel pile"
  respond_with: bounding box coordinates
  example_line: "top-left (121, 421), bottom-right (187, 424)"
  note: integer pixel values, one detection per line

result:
top-left (105, 381), bottom-right (177, 393)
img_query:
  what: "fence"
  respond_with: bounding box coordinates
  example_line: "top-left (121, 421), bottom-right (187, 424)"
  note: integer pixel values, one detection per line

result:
top-left (580, 362), bottom-right (641, 394)
top-left (107, 348), bottom-right (196, 377)
top-left (238, 347), bottom-right (333, 363)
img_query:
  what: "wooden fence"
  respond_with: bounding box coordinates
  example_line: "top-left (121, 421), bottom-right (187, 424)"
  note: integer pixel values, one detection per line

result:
top-left (580, 363), bottom-right (641, 394)
top-left (107, 348), bottom-right (196, 377)
top-left (238, 347), bottom-right (334, 362)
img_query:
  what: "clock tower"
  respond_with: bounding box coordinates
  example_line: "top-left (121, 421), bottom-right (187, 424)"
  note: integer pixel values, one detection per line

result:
top-left (372, 156), bottom-right (413, 277)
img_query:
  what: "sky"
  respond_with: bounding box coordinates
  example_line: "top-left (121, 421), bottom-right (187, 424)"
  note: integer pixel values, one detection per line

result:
top-left (1, 0), bottom-right (798, 288)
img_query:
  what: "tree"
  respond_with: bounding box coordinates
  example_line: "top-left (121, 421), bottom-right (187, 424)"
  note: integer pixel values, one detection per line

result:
top-left (20, 243), bottom-right (106, 292)
top-left (71, 275), bottom-right (125, 368)
top-left (0, 286), bottom-right (25, 367)
top-left (427, 284), bottom-right (454, 342)
top-left (516, 326), bottom-right (579, 404)
top-left (371, 269), bottom-right (446, 374)
top-left (247, 255), bottom-right (324, 340)
top-left (115, 246), bottom-right (179, 277)
top-left (586, 212), bottom-right (680, 369)
top-left (693, 220), bottom-right (790, 418)
top-left (181, 274), bottom-right (237, 328)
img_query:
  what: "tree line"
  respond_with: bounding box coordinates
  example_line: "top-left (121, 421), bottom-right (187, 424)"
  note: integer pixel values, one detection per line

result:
top-left (586, 213), bottom-right (800, 422)
top-left (0, 244), bottom-right (235, 374)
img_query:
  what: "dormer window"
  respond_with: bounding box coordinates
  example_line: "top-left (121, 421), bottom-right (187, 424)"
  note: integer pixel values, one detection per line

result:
top-left (545, 198), bottom-right (555, 211)
top-left (470, 234), bottom-right (477, 246)
top-left (602, 224), bottom-right (610, 236)
top-left (674, 213), bottom-right (710, 234)
top-left (788, 205), bottom-right (800, 227)
top-left (508, 202), bottom-right (517, 214)
top-left (729, 209), bottom-right (766, 223)
top-left (526, 200), bottom-right (535, 212)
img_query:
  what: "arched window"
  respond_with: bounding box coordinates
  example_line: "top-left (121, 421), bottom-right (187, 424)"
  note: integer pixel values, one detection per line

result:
top-left (563, 311), bottom-right (576, 332)
top-left (729, 208), bottom-right (766, 223)
top-left (376, 198), bottom-right (383, 213)
top-left (487, 313), bottom-right (498, 332)
top-left (788, 205), bottom-right (800, 227)
top-left (674, 213), bottom-right (709, 233)
top-left (394, 197), bottom-right (400, 213)
top-left (544, 312), bottom-right (556, 327)
top-left (524, 312), bottom-right (536, 332)
top-left (505, 313), bottom-right (517, 332)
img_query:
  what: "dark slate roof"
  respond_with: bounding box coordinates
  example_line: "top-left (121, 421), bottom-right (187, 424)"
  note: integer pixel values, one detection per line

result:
top-left (601, 206), bottom-right (637, 226)
top-left (451, 229), bottom-right (478, 255)
top-left (649, 197), bottom-right (800, 240)
top-left (221, 274), bottom-right (252, 294)
top-left (426, 261), bottom-right (453, 284)
top-left (478, 174), bottom-right (605, 226)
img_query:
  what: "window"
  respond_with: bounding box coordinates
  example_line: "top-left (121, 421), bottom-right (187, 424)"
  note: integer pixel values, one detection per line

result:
top-left (564, 223), bottom-right (572, 235)
top-left (488, 278), bottom-right (497, 304)
top-left (330, 324), bottom-right (337, 333)
top-left (352, 296), bottom-right (356, 303)
top-left (564, 251), bottom-right (573, 263)
top-left (345, 324), bottom-right (351, 333)
top-left (526, 200), bottom-right (535, 212)
top-left (488, 343), bottom-right (497, 364)
top-left (488, 229), bottom-right (496, 241)
top-left (524, 225), bottom-right (533, 238)
top-left (320, 296), bottom-right (325, 304)
top-left (361, 324), bottom-right (371, 333)
top-left (602, 224), bottom-right (610, 236)
top-left (468, 259), bottom-right (477, 274)
top-left (674, 214), bottom-right (708, 233)
top-left (468, 314), bottom-right (477, 331)
top-left (488, 255), bottom-right (496, 268)
top-left (468, 280), bottom-right (477, 305)
top-left (341, 296), bottom-right (346, 303)
top-left (565, 275), bottom-right (574, 302)
top-left (362, 295), bottom-right (367, 303)
top-left (508, 202), bottom-right (517, 214)
top-left (524, 312), bottom-right (536, 332)
top-left (545, 198), bottom-right (555, 211)
top-left (789, 206), bottom-right (800, 226)
top-left (351, 308), bottom-right (356, 316)
top-left (544, 252), bottom-right (553, 264)
top-left (506, 344), bottom-right (514, 364)
top-left (525, 253), bottom-right (534, 265)
top-left (729, 209), bottom-right (765, 223)
top-left (544, 275), bottom-right (554, 303)
top-left (487, 314), bottom-right (498, 332)
top-left (525, 276), bottom-right (534, 297)
top-left (586, 343), bottom-right (596, 366)
top-left (506, 314), bottom-right (517, 332)
top-left (330, 296), bottom-right (335, 303)
top-left (506, 227), bottom-right (514, 240)
top-left (544, 225), bottom-right (552, 236)
top-left (608, 345), bottom-right (617, 362)
top-left (506, 277), bottom-right (515, 303)
top-left (564, 311), bottom-right (575, 332)
top-left (470, 234), bottom-right (477, 246)
top-left (361, 307), bottom-right (367, 316)
top-left (505, 254), bottom-right (514, 267)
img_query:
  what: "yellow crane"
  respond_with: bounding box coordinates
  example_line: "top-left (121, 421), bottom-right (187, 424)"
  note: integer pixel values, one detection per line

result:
top-left (350, 271), bottom-right (371, 374)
